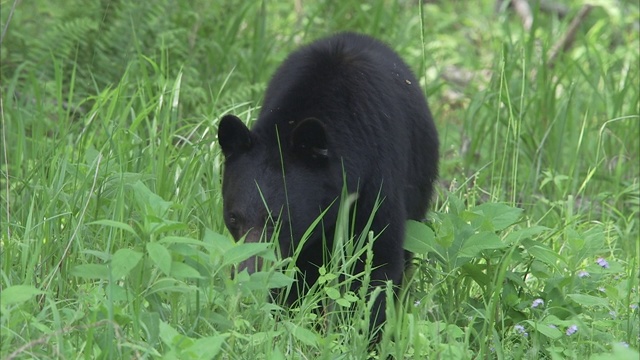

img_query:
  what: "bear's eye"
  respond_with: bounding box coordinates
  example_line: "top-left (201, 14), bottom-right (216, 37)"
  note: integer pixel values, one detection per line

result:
top-left (227, 213), bottom-right (240, 229)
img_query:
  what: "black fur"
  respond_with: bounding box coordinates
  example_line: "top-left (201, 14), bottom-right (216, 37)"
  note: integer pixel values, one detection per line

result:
top-left (218, 32), bottom-right (439, 335)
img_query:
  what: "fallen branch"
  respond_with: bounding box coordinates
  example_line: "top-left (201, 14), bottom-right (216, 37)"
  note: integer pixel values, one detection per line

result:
top-left (547, 4), bottom-right (593, 69)
top-left (513, 0), bottom-right (533, 30)
top-left (495, 0), bottom-right (570, 24)
top-left (538, 0), bottom-right (569, 18)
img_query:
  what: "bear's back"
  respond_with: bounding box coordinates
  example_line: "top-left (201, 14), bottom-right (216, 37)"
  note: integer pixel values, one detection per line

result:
top-left (255, 34), bottom-right (429, 147)
top-left (254, 32), bottom-right (438, 218)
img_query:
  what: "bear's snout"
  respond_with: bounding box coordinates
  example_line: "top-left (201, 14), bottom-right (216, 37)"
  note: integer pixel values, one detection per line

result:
top-left (234, 227), bottom-right (266, 276)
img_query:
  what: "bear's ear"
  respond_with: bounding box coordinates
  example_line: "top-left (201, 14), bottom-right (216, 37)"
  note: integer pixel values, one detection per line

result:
top-left (218, 114), bottom-right (252, 158)
top-left (290, 118), bottom-right (329, 162)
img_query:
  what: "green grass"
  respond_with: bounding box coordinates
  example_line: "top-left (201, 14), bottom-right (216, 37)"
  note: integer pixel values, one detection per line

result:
top-left (1, 0), bottom-right (639, 359)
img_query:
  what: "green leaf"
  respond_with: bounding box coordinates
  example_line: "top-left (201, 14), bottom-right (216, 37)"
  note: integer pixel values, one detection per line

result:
top-left (525, 320), bottom-right (563, 339)
top-left (461, 264), bottom-right (492, 288)
top-left (503, 225), bottom-right (549, 244)
top-left (318, 266), bottom-right (327, 276)
top-left (204, 228), bottom-right (235, 253)
top-left (523, 239), bottom-right (568, 269)
top-left (590, 343), bottom-right (640, 360)
top-left (404, 220), bottom-right (438, 255)
top-left (87, 219), bottom-right (137, 237)
top-left (567, 225), bottom-right (606, 263)
top-left (159, 320), bottom-right (192, 349)
top-left (458, 231), bottom-right (506, 258)
top-left (187, 335), bottom-right (228, 358)
top-left (166, 243), bottom-right (199, 257)
top-left (283, 321), bottom-right (318, 348)
top-left (249, 271), bottom-right (295, 289)
top-left (222, 243), bottom-right (271, 267)
top-left (0, 285), bottom-right (44, 306)
top-left (268, 344), bottom-right (287, 360)
top-left (325, 287), bottom-right (341, 300)
top-left (446, 193), bottom-right (466, 215)
top-left (149, 220), bottom-right (189, 235)
top-left (147, 278), bottom-right (192, 296)
top-left (132, 180), bottom-right (173, 217)
top-left (471, 203), bottom-right (523, 231)
top-left (71, 264), bottom-right (109, 280)
top-left (159, 236), bottom-right (209, 247)
top-left (111, 249), bottom-right (143, 279)
top-left (81, 250), bottom-right (110, 261)
top-left (147, 242), bottom-right (172, 275)
top-left (343, 291), bottom-right (358, 302)
top-left (445, 324), bottom-right (465, 339)
top-left (140, 312), bottom-right (161, 344)
top-left (170, 261), bottom-right (203, 279)
top-left (566, 293), bottom-right (609, 307)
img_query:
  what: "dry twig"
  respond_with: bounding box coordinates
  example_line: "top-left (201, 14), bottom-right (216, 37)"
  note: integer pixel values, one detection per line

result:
top-left (513, 0), bottom-right (533, 30)
top-left (547, 4), bottom-right (594, 69)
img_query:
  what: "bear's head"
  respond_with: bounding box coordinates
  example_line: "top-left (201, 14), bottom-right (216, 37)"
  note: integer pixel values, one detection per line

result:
top-left (217, 114), bottom-right (342, 274)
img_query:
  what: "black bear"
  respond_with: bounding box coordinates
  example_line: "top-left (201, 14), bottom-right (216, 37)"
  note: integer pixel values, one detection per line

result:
top-left (218, 32), bottom-right (439, 335)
